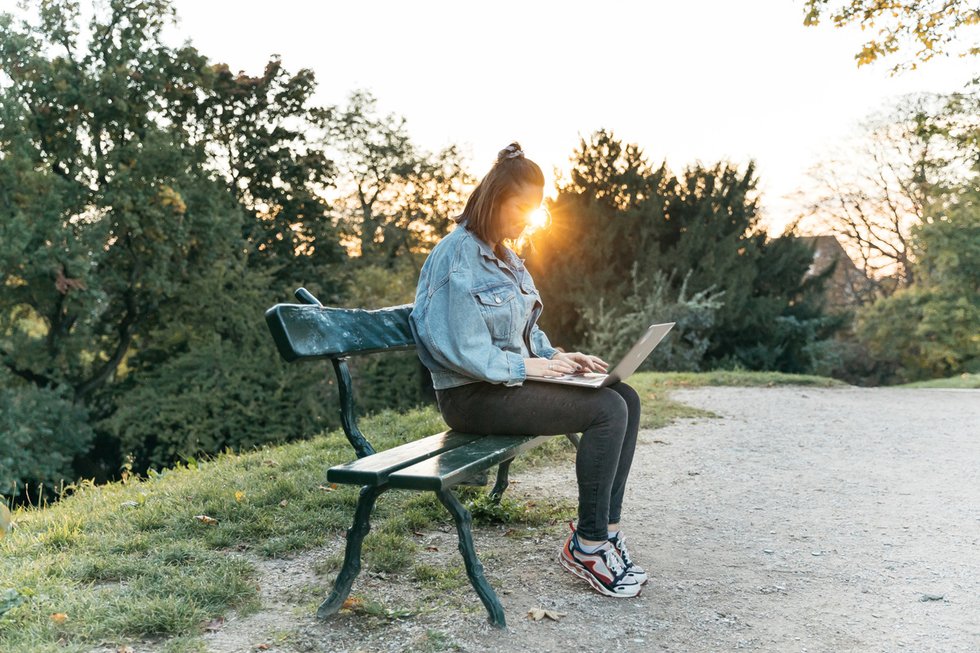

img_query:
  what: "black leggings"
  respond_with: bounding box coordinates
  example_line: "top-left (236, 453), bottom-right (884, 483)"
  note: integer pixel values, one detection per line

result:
top-left (435, 380), bottom-right (641, 541)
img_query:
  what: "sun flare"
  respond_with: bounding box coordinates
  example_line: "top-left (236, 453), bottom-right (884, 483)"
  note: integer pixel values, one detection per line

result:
top-left (528, 207), bottom-right (550, 230)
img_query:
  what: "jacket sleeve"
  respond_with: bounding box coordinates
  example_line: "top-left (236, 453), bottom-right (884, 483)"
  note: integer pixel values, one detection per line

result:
top-left (417, 271), bottom-right (526, 386)
top-left (530, 323), bottom-right (558, 360)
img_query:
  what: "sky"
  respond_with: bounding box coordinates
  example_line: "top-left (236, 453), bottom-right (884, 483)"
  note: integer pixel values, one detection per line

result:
top-left (160, 2), bottom-right (975, 233)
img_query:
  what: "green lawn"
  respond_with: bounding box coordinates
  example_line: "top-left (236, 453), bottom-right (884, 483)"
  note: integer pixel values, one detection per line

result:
top-left (897, 373), bottom-right (980, 389)
top-left (0, 370), bottom-right (837, 652)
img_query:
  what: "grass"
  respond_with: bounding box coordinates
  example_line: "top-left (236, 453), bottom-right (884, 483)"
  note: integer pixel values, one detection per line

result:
top-left (0, 369), bottom-right (836, 652)
top-left (638, 369), bottom-right (846, 390)
top-left (897, 372), bottom-right (980, 389)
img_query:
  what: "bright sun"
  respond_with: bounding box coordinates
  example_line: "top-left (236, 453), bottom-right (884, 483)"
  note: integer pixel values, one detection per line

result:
top-left (528, 207), bottom-right (550, 230)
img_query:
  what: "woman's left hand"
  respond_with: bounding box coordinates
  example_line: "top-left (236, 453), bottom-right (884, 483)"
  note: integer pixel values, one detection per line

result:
top-left (551, 351), bottom-right (608, 374)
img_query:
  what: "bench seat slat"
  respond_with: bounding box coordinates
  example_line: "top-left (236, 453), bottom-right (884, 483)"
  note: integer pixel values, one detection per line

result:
top-left (327, 431), bottom-right (482, 486)
top-left (387, 435), bottom-right (551, 491)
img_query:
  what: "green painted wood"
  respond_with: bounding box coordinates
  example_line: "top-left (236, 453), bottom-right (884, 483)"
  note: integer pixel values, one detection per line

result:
top-left (332, 358), bottom-right (375, 459)
top-left (317, 484), bottom-right (388, 620)
top-left (388, 435), bottom-right (551, 491)
top-left (327, 431), bottom-right (483, 486)
top-left (265, 303), bottom-right (415, 362)
top-left (435, 489), bottom-right (506, 628)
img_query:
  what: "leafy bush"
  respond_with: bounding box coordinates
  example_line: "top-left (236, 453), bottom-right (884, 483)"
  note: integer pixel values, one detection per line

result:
top-left (581, 267), bottom-right (723, 371)
top-left (855, 193), bottom-right (979, 382)
top-left (0, 380), bottom-right (94, 497)
top-left (857, 286), bottom-right (979, 382)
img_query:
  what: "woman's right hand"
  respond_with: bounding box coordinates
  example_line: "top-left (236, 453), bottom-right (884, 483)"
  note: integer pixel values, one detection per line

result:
top-left (524, 357), bottom-right (578, 377)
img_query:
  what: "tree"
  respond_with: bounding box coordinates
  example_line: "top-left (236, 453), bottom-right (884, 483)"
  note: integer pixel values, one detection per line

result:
top-left (803, 0), bottom-right (980, 73)
top-left (855, 197), bottom-right (980, 380)
top-left (529, 131), bottom-right (838, 374)
top-left (0, 1), bottom-right (346, 480)
top-left (325, 90), bottom-right (472, 269)
top-left (854, 92), bottom-right (980, 381)
top-left (0, 0), bottom-right (245, 406)
top-left (800, 92), bottom-right (978, 300)
top-left (196, 57), bottom-right (346, 294)
top-left (529, 131), bottom-right (659, 347)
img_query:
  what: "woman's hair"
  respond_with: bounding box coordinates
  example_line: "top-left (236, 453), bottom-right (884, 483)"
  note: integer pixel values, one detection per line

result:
top-left (456, 142), bottom-right (544, 245)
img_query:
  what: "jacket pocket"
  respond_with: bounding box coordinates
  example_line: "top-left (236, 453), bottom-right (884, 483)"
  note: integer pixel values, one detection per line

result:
top-left (472, 284), bottom-right (519, 341)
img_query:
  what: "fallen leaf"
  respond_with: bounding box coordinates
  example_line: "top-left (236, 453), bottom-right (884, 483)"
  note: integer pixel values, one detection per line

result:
top-left (194, 515), bottom-right (219, 525)
top-left (279, 499), bottom-right (288, 508)
top-left (316, 484), bottom-right (335, 492)
top-left (262, 460), bottom-right (278, 467)
top-left (527, 608), bottom-right (566, 622)
top-left (425, 545), bottom-right (439, 552)
top-left (256, 645), bottom-right (270, 651)
top-left (341, 597), bottom-right (363, 610)
top-left (117, 646), bottom-right (135, 653)
top-left (50, 612), bottom-right (68, 624)
top-left (235, 491), bottom-right (246, 502)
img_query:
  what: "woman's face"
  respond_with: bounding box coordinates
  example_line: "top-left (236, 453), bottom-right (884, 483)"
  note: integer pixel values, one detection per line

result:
top-left (496, 182), bottom-right (545, 242)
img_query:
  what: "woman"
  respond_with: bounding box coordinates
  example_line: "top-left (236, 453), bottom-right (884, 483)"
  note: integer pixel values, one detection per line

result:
top-left (410, 143), bottom-right (645, 598)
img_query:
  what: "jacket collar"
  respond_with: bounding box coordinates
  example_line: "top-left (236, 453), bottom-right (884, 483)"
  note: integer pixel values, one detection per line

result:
top-left (464, 226), bottom-right (526, 273)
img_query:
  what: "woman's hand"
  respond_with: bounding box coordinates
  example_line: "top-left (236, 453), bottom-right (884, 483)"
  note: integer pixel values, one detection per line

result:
top-left (551, 351), bottom-right (609, 374)
top-left (524, 356), bottom-right (578, 377)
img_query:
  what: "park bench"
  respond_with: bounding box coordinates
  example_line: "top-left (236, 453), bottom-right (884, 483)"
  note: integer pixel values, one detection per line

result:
top-left (264, 288), bottom-right (580, 629)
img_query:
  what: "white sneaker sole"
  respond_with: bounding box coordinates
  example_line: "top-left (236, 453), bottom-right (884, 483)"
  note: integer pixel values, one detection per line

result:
top-left (557, 551), bottom-right (643, 598)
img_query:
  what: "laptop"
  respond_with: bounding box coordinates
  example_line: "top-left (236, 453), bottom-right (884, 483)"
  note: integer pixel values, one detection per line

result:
top-left (527, 322), bottom-right (675, 388)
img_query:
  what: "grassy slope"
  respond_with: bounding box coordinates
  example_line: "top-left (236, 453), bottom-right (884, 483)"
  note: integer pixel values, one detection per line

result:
top-left (0, 371), bottom-right (840, 652)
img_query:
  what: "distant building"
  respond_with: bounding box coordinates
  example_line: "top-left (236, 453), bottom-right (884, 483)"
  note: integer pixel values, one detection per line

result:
top-left (799, 235), bottom-right (875, 311)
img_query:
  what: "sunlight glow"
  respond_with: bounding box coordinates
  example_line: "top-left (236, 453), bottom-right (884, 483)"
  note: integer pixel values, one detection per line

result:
top-left (527, 207), bottom-right (550, 230)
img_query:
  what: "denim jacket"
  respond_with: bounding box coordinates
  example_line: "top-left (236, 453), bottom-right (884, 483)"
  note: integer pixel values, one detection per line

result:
top-left (410, 225), bottom-right (558, 389)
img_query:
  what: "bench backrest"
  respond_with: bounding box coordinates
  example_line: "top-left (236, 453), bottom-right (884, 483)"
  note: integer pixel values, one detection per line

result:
top-left (265, 303), bottom-right (415, 362)
top-left (265, 288), bottom-right (418, 460)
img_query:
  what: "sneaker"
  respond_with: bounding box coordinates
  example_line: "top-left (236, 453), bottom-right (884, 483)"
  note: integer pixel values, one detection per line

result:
top-left (609, 532), bottom-right (648, 585)
top-left (558, 522), bottom-right (642, 598)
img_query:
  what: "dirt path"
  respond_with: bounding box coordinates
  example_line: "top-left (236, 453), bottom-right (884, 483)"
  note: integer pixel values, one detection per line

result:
top-left (200, 386), bottom-right (980, 653)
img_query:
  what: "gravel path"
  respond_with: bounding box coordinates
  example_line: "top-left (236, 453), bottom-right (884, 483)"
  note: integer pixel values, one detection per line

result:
top-left (202, 386), bottom-right (980, 653)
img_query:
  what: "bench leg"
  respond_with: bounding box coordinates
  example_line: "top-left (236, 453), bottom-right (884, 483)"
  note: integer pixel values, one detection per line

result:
top-left (435, 489), bottom-right (507, 629)
top-left (317, 484), bottom-right (388, 620)
top-left (488, 458), bottom-right (513, 505)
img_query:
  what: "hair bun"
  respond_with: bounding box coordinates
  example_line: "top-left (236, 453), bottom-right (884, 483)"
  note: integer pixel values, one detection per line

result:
top-left (497, 142), bottom-right (525, 163)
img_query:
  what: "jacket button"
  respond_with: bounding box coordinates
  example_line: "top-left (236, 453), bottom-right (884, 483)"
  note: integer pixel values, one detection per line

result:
top-left (495, 297), bottom-right (501, 303)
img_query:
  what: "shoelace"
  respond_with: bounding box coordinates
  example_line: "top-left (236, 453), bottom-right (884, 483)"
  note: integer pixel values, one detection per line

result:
top-left (600, 545), bottom-right (628, 579)
top-left (614, 536), bottom-right (634, 567)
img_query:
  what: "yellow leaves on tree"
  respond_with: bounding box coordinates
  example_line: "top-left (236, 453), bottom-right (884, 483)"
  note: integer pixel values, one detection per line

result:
top-left (803, 0), bottom-right (980, 72)
top-left (158, 185), bottom-right (187, 214)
